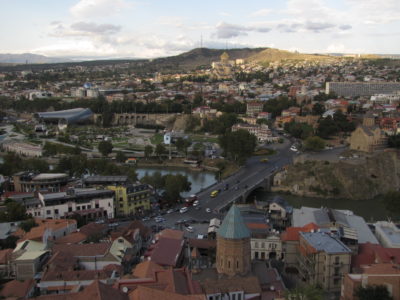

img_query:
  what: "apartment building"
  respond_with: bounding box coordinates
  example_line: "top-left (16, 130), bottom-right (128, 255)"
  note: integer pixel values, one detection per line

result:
top-left (326, 82), bottom-right (400, 97)
top-left (13, 172), bottom-right (70, 193)
top-left (108, 183), bottom-right (151, 216)
top-left (298, 231), bottom-right (352, 293)
top-left (25, 188), bottom-right (115, 220)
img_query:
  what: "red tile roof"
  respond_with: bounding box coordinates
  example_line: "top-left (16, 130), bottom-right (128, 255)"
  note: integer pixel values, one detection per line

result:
top-left (0, 279), bottom-right (34, 299)
top-left (281, 223), bottom-right (319, 241)
top-left (148, 237), bottom-right (184, 267)
top-left (35, 280), bottom-right (128, 300)
top-left (128, 286), bottom-right (205, 300)
top-left (352, 242), bottom-right (400, 269)
top-left (52, 242), bottom-right (111, 257)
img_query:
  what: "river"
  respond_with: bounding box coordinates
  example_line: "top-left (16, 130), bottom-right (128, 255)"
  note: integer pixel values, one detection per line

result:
top-left (136, 167), bottom-right (217, 198)
top-left (136, 166), bottom-right (389, 221)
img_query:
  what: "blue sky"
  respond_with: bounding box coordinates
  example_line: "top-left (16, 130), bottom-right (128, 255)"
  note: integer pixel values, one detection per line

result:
top-left (0, 0), bottom-right (399, 58)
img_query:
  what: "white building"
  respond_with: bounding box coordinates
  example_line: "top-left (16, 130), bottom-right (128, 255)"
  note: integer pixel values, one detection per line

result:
top-left (26, 188), bottom-right (115, 220)
top-left (374, 221), bottom-right (400, 248)
top-left (232, 123), bottom-right (275, 142)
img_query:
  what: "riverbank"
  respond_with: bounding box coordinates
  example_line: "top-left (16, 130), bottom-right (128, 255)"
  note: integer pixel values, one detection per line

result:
top-left (137, 157), bottom-right (240, 179)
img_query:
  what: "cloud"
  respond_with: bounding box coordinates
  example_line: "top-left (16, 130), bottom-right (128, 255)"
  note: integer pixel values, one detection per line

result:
top-left (215, 22), bottom-right (270, 39)
top-left (304, 21), bottom-right (335, 32)
top-left (252, 9), bottom-right (271, 17)
top-left (70, 0), bottom-right (132, 18)
top-left (339, 24), bottom-right (352, 30)
top-left (70, 22), bottom-right (121, 34)
top-left (345, 0), bottom-right (400, 24)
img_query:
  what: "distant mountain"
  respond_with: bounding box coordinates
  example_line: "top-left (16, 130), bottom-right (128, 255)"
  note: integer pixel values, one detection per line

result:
top-left (0, 53), bottom-right (72, 64)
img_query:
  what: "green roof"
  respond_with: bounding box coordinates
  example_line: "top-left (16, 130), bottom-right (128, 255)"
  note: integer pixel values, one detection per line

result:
top-left (218, 205), bottom-right (250, 239)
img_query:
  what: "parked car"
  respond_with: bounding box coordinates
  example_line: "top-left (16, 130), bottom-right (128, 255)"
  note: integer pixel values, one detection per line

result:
top-left (186, 226), bottom-right (194, 233)
top-left (180, 207), bottom-right (188, 213)
top-left (206, 208), bottom-right (211, 213)
top-left (166, 209), bottom-right (174, 214)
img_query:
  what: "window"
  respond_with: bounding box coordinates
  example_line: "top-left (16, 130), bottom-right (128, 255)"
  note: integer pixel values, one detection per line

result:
top-left (77, 206), bottom-right (80, 210)
top-left (54, 209), bottom-right (59, 214)
top-left (68, 207), bottom-right (72, 212)
top-left (335, 256), bottom-right (340, 264)
top-left (255, 242), bottom-right (259, 248)
top-left (87, 205), bottom-right (91, 209)
top-left (261, 242), bottom-right (265, 248)
top-left (82, 205), bottom-right (86, 210)
top-left (46, 210), bottom-right (51, 215)
top-left (95, 204), bottom-right (99, 208)
top-left (228, 261), bottom-right (230, 269)
top-left (333, 278), bottom-right (340, 286)
top-left (255, 252), bottom-right (259, 259)
top-left (236, 260), bottom-right (239, 269)
top-left (238, 293), bottom-right (242, 300)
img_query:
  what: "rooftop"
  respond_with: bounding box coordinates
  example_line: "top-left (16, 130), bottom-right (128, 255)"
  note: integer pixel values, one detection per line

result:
top-left (300, 231), bottom-right (352, 254)
top-left (218, 205), bottom-right (250, 239)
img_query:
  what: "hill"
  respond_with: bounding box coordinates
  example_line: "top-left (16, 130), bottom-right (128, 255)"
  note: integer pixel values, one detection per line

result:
top-left (0, 53), bottom-right (72, 64)
top-left (247, 48), bottom-right (339, 65)
top-left (144, 47), bottom-right (267, 73)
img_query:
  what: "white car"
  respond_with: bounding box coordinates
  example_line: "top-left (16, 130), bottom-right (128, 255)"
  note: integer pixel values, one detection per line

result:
top-left (206, 208), bottom-right (211, 213)
top-left (186, 226), bottom-right (194, 232)
top-left (179, 207), bottom-right (188, 213)
top-left (166, 209), bottom-right (174, 214)
top-left (193, 200), bottom-right (199, 207)
top-left (290, 146), bottom-right (298, 152)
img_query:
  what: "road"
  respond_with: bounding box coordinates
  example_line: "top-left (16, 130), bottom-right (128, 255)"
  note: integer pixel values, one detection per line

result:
top-left (142, 136), bottom-right (296, 238)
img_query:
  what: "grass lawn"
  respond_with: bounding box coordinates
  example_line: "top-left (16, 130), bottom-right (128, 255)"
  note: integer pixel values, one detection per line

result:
top-left (150, 133), bottom-right (163, 145)
top-left (190, 134), bottom-right (219, 143)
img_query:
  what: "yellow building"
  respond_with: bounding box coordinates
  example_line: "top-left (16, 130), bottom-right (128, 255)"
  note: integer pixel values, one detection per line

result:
top-left (349, 125), bottom-right (387, 152)
top-left (107, 184), bottom-right (151, 216)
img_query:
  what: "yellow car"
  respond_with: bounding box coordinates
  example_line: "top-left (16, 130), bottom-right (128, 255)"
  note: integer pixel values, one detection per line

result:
top-left (210, 190), bottom-right (219, 197)
top-left (260, 158), bottom-right (269, 163)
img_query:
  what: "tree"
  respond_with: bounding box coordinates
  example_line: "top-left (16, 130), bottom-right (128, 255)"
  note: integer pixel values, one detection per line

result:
top-left (317, 116), bottom-right (338, 138)
top-left (144, 145), bottom-right (153, 159)
top-left (219, 129), bottom-right (257, 164)
top-left (0, 200), bottom-right (28, 222)
top-left (163, 174), bottom-right (191, 203)
top-left (284, 122), bottom-right (314, 140)
top-left (382, 191), bottom-right (400, 217)
top-left (98, 140), bottom-right (113, 157)
top-left (19, 218), bottom-right (38, 232)
top-left (141, 171), bottom-right (164, 192)
top-left (116, 151), bottom-right (126, 163)
top-left (285, 284), bottom-right (323, 300)
top-left (155, 143), bottom-right (166, 159)
top-left (304, 136), bottom-right (326, 151)
top-left (175, 138), bottom-right (191, 157)
top-left (355, 285), bottom-right (393, 300)
top-left (388, 134), bottom-right (400, 148)
top-left (312, 103), bottom-right (325, 115)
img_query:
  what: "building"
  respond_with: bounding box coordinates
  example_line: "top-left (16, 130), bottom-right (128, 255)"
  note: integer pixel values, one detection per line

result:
top-left (107, 184), bottom-right (151, 216)
top-left (246, 101), bottom-right (263, 116)
top-left (326, 82), bottom-right (400, 97)
top-left (211, 52), bottom-right (234, 79)
top-left (232, 123), bottom-right (275, 142)
top-left (341, 263), bottom-right (400, 300)
top-left (374, 221), bottom-right (400, 248)
top-left (34, 108), bottom-right (93, 127)
top-left (25, 188), bottom-right (115, 220)
top-left (84, 175), bottom-right (130, 187)
top-left (349, 125), bottom-right (387, 152)
top-left (2, 140), bottom-right (43, 157)
top-left (292, 206), bottom-right (379, 246)
top-left (216, 205), bottom-right (251, 276)
top-left (298, 231), bottom-right (352, 293)
top-left (281, 223), bottom-right (319, 271)
top-left (12, 172), bottom-right (70, 193)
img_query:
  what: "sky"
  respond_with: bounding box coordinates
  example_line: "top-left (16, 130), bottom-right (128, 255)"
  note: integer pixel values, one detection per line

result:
top-left (0, 0), bottom-right (399, 58)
